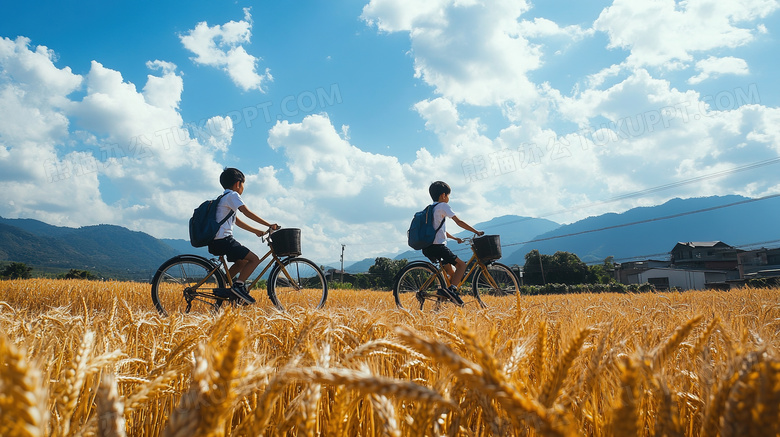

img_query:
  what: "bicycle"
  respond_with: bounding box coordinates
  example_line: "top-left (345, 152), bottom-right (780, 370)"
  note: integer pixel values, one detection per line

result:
top-left (392, 234), bottom-right (519, 311)
top-left (150, 228), bottom-right (327, 315)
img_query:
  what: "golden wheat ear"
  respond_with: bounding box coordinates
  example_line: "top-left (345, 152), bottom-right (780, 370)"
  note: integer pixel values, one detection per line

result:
top-left (652, 315), bottom-right (703, 370)
top-left (610, 355), bottom-right (641, 437)
top-left (539, 327), bottom-right (592, 408)
top-left (96, 373), bottom-right (127, 437)
top-left (0, 333), bottom-right (49, 437)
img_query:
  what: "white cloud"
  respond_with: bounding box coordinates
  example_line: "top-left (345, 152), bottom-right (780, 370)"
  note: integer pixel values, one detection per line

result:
top-left (143, 60), bottom-right (182, 109)
top-left (362, 0), bottom-right (542, 110)
top-left (0, 37), bottom-right (228, 238)
top-left (688, 56), bottom-right (750, 84)
top-left (179, 8), bottom-right (272, 92)
top-left (2, 3), bottom-right (779, 264)
top-left (594, 0), bottom-right (779, 68)
top-left (267, 114), bottom-right (414, 204)
top-left (518, 17), bottom-right (591, 40)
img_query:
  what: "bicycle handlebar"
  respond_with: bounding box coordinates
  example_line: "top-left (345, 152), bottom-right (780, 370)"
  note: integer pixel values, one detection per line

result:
top-left (457, 232), bottom-right (485, 244)
top-left (260, 225), bottom-right (282, 243)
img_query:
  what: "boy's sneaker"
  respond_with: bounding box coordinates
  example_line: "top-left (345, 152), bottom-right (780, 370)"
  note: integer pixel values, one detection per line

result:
top-left (436, 287), bottom-right (464, 306)
top-left (213, 288), bottom-right (234, 300)
top-left (230, 282), bottom-right (256, 305)
top-left (447, 285), bottom-right (464, 306)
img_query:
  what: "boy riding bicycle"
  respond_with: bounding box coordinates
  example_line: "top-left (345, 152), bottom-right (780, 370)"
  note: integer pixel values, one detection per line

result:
top-left (208, 168), bottom-right (279, 304)
top-left (422, 181), bottom-right (484, 305)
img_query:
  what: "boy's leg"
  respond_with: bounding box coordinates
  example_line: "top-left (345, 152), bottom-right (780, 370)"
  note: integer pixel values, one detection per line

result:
top-left (236, 251), bottom-right (261, 283)
top-left (215, 237), bottom-right (256, 304)
top-left (441, 263), bottom-right (455, 285)
top-left (451, 258), bottom-right (467, 287)
top-left (228, 259), bottom-right (248, 281)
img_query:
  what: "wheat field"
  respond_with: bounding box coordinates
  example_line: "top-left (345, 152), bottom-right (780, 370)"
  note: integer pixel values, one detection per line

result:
top-left (1, 279), bottom-right (779, 436)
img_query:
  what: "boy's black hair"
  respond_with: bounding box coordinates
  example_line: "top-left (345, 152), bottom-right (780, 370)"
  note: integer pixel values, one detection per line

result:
top-left (429, 181), bottom-right (451, 201)
top-left (220, 167), bottom-right (245, 189)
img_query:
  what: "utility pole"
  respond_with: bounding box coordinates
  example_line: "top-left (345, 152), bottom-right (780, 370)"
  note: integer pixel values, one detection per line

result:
top-left (340, 244), bottom-right (345, 283)
top-left (539, 252), bottom-right (546, 285)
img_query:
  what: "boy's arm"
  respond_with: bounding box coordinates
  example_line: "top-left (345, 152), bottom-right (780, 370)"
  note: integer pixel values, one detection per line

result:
top-left (446, 232), bottom-right (464, 244)
top-left (236, 205), bottom-right (279, 237)
top-left (451, 215), bottom-right (484, 236)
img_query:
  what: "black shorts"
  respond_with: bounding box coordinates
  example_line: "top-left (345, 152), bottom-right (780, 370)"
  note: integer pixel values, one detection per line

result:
top-left (422, 244), bottom-right (459, 265)
top-left (208, 236), bottom-right (250, 262)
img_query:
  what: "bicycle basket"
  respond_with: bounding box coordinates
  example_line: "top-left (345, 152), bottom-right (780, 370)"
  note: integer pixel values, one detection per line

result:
top-left (473, 235), bottom-right (501, 262)
top-left (270, 228), bottom-right (302, 257)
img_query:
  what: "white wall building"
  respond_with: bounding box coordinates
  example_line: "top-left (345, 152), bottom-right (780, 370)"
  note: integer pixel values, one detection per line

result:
top-left (626, 268), bottom-right (727, 290)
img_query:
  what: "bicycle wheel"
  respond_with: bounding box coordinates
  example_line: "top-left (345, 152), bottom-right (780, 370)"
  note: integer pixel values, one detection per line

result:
top-left (268, 257), bottom-right (328, 311)
top-left (151, 255), bottom-right (226, 316)
top-left (393, 263), bottom-right (447, 311)
top-left (472, 262), bottom-right (519, 298)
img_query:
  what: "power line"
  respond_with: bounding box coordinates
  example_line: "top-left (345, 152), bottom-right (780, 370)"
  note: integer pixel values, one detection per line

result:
top-left (499, 193), bottom-right (780, 249)
top-left (482, 157), bottom-right (780, 230)
top-left (342, 158), bottom-right (780, 257)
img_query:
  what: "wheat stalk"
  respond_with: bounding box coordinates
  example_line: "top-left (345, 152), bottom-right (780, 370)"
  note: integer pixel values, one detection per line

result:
top-left (651, 374), bottom-right (682, 437)
top-left (0, 333), bottom-right (49, 437)
top-left (539, 327), bottom-right (591, 408)
top-left (196, 323), bottom-right (244, 437)
top-left (720, 352), bottom-right (762, 437)
top-left (287, 366), bottom-right (453, 407)
top-left (754, 359), bottom-right (780, 437)
top-left (690, 317), bottom-right (720, 357)
top-left (95, 373), bottom-right (126, 437)
top-left (652, 315), bottom-right (703, 370)
top-left (532, 320), bottom-right (548, 386)
top-left (56, 330), bottom-right (95, 437)
top-left (610, 355), bottom-right (640, 437)
top-left (395, 327), bottom-right (571, 436)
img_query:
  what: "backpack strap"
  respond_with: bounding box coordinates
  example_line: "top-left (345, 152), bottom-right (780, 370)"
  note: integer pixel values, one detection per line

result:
top-left (215, 193), bottom-right (236, 225)
top-left (430, 202), bottom-right (445, 233)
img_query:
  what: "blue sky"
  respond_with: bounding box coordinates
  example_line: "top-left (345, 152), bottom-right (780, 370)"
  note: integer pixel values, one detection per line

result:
top-left (1, 0), bottom-right (779, 263)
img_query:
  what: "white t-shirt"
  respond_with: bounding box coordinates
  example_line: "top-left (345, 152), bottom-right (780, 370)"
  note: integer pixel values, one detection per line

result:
top-left (214, 190), bottom-right (244, 240)
top-left (432, 202), bottom-right (456, 245)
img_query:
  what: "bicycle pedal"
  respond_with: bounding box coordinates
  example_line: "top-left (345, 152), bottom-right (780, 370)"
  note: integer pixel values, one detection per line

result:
top-left (213, 288), bottom-right (234, 300)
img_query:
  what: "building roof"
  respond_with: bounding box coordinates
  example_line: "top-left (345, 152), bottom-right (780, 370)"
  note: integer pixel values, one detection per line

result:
top-left (673, 241), bottom-right (732, 249)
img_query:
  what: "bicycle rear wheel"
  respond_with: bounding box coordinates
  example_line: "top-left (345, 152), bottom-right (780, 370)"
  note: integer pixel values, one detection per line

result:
top-left (393, 263), bottom-right (447, 311)
top-left (267, 257), bottom-right (328, 311)
top-left (150, 255), bottom-right (226, 316)
top-left (472, 262), bottom-right (519, 297)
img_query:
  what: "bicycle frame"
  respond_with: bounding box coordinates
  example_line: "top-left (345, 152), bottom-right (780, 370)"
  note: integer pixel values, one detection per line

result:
top-left (187, 239), bottom-right (300, 298)
top-left (417, 242), bottom-right (501, 292)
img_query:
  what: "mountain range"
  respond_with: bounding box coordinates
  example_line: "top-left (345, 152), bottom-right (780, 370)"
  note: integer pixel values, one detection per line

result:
top-left (0, 218), bottom-right (180, 280)
top-left (344, 194), bottom-right (780, 271)
top-left (1, 194), bottom-right (778, 279)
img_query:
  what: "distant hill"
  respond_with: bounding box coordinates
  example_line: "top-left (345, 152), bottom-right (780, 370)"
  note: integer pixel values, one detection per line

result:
top-left (502, 195), bottom-right (780, 266)
top-left (3, 194), bottom-right (778, 278)
top-left (0, 217), bottom-right (181, 280)
top-left (345, 258), bottom-right (378, 273)
top-left (160, 238), bottom-right (212, 258)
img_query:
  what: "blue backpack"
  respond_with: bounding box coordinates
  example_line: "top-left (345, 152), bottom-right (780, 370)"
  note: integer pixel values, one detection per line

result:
top-left (407, 203), bottom-right (445, 250)
top-left (188, 194), bottom-right (235, 247)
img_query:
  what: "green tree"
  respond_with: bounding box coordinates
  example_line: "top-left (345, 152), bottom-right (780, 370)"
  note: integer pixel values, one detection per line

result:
top-left (60, 269), bottom-right (98, 280)
top-left (523, 250), bottom-right (594, 285)
top-left (587, 256), bottom-right (616, 284)
top-left (353, 273), bottom-right (373, 289)
top-left (523, 250), bottom-right (548, 285)
top-left (1, 262), bottom-right (33, 279)
top-left (547, 251), bottom-right (589, 284)
top-left (368, 257), bottom-right (408, 290)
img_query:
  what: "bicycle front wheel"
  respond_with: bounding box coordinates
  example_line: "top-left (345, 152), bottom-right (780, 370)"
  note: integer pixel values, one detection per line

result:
top-left (472, 262), bottom-right (519, 297)
top-left (268, 257), bottom-right (328, 311)
top-left (393, 263), bottom-right (446, 311)
top-left (150, 256), bottom-right (226, 316)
